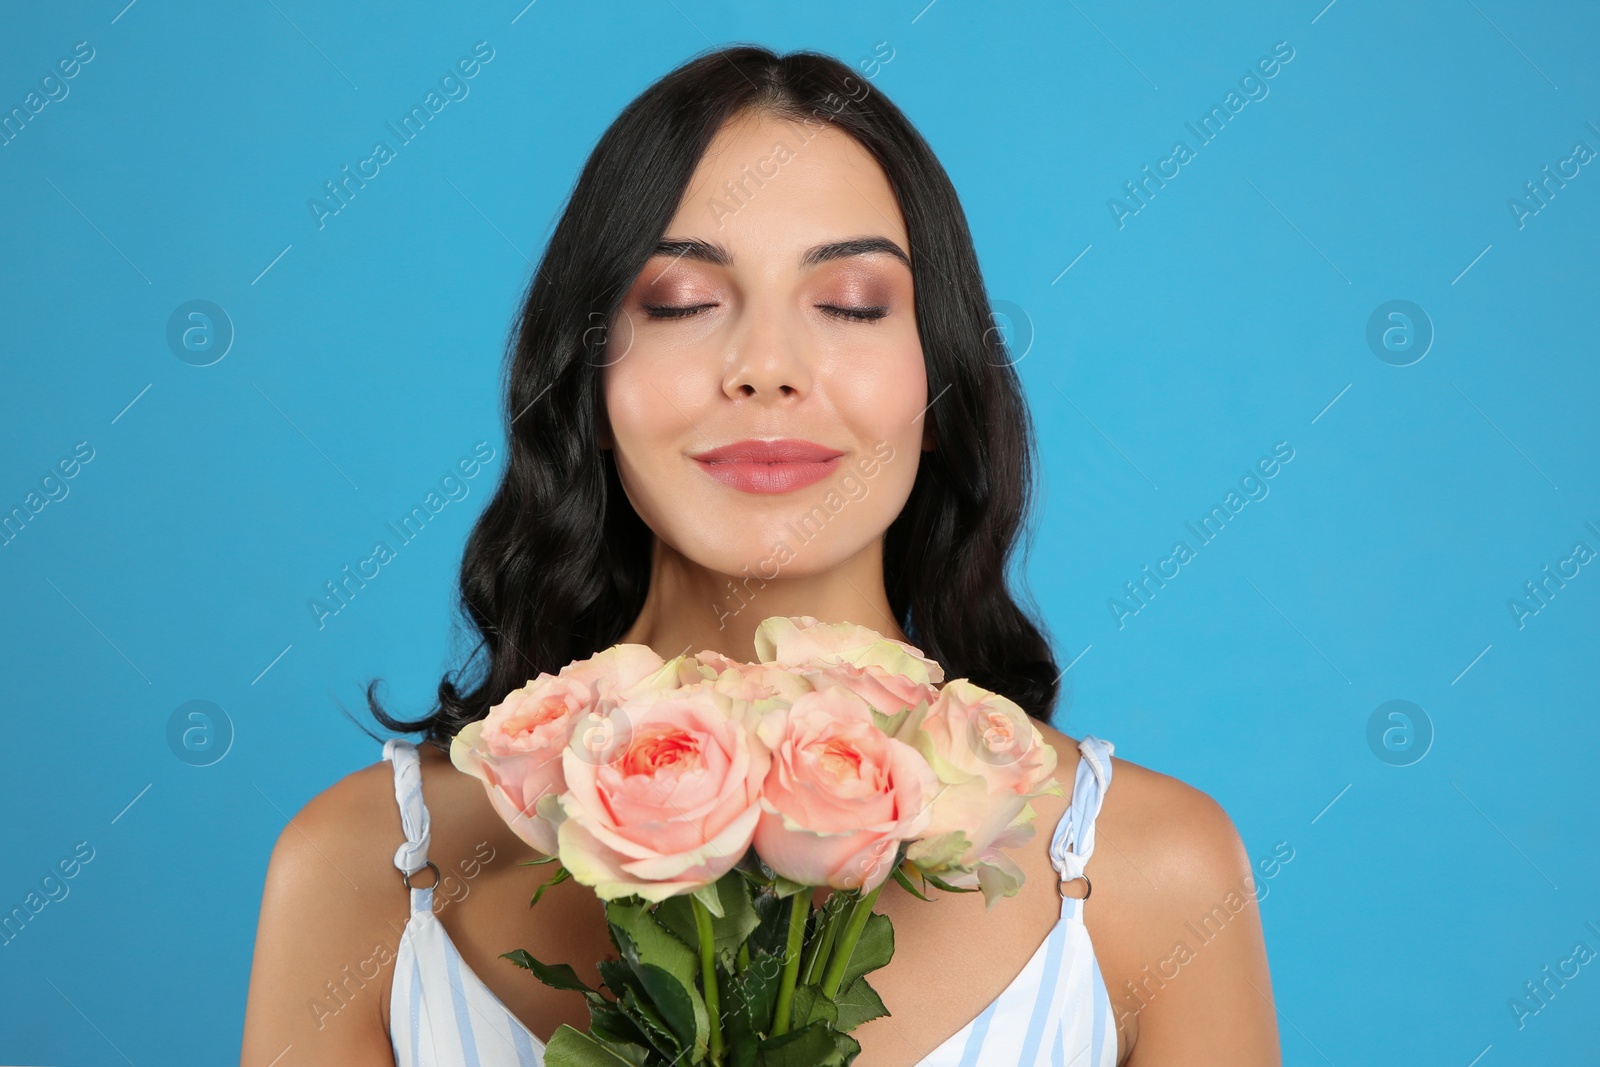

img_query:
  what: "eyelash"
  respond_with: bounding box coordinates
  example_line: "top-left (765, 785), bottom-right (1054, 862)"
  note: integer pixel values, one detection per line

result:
top-left (641, 303), bottom-right (888, 322)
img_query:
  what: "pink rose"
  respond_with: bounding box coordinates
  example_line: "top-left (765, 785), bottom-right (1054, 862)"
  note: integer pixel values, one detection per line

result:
top-left (898, 679), bottom-right (1062, 905)
top-left (753, 615), bottom-right (946, 686)
top-left (449, 673), bottom-right (600, 856)
top-left (555, 684), bottom-right (770, 902)
top-left (802, 661), bottom-right (939, 720)
top-left (557, 643), bottom-right (682, 699)
top-left (753, 687), bottom-right (941, 892)
top-left (696, 649), bottom-right (816, 705)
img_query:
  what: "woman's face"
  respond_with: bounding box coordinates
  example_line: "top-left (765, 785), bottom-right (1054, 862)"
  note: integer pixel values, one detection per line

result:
top-left (600, 109), bottom-right (930, 580)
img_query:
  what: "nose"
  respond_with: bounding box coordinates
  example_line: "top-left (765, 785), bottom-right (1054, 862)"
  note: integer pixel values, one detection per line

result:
top-left (721, 296), bottom-right (813, 402)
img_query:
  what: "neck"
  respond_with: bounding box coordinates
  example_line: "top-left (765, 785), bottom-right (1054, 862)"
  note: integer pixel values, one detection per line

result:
top-left (616, 534), bottom-right (909, 662)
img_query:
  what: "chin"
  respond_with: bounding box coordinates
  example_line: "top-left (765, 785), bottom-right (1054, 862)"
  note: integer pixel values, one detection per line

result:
top-left (672, 518), bottom-right (861, 581)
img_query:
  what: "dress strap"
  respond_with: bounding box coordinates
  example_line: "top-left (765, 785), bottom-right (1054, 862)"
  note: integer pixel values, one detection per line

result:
top-left (381, 738), bottom-right (436, 911)
top-left (1047, 735), bottom-right (1115, 884)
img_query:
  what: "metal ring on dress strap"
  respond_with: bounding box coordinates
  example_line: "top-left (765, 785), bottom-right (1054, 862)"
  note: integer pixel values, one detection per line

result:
top-left (402, 860), bottom-right (441, 891)
top-left (1059, 873), bottom-right (1092, 901)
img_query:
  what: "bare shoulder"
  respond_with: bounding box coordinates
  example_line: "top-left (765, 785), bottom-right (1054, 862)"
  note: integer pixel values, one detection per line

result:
top-left (1036, 722), bottom-right (1251, 900)
top-left (1035, 722), bottom-right (1281, 1064)
top-left (240, 754), bottom-right (410, 1065)
top-left (1105, 748), bottom-right (1253, 896)
top-left (264, 756), bottom-right (407, 879)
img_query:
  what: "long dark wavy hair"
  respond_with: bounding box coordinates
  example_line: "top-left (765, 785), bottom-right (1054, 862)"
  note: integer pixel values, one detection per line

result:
top-left (367, 43), bottom-right (1066, 755)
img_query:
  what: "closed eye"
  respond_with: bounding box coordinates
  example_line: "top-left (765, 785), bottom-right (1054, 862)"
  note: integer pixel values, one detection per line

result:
top-left (642, 303), bottom-right (717, 320)
top-left (818, 305), bottom-right (888, 322)
top-left (642, 303), bottom-right (889, 322)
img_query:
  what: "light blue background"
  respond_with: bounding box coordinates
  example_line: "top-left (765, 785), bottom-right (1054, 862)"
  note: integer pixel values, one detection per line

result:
top-left (2, 1), bottom-right (1596, 1063)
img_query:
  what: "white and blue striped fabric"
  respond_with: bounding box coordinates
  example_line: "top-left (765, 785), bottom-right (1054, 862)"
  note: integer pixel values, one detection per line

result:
top-left (384, 738), bottom-right (546, 1066)
top-left (916, 735), bottom-right (1119, 1067)
top-left (381, 734), bottom-right (1118, 1067)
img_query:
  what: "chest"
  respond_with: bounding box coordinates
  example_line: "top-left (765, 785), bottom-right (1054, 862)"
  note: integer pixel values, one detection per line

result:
top-left (406, 750), bottom-right (1133, 1063)
top-left (849, 885), bottom-right (1077, 1064)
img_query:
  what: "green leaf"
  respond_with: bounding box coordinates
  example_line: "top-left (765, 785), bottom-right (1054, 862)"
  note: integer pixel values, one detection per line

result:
top-left (542, 1023), bottom-right (642, 1067)
top-left (605, 900), bottom-right (699, 989)
top-left (747, 889), bottom-right (792, 962)
top-left (658, 871), bottom-right (763, 959)
top-left (596, 958), bottom-right (637, 1001)
top-left (618, 985), bottom-right (681, 1060)
top-left (769, 874), bottom-right (812, 899)
top-left (517, 854), bottom-right (563, 866)
top-left (788, 984), bottom-right (837, 1030)
top-left (718, 962), bottom-right (763, 1058)
top-left (838, 912), bottom-right (894, 990)
top-left (921, 870), bottom-right (980, 894)
top-left (651, 899), bottom-right (696, 953)
top-left (500, 949), bottom-right (600, 996)
top-left (723, 993), bottom-right (762, 1067)
top-left (891, 864), bottom-right (933, 902)
top-left (756, 1021), bottom-right (860, 1066)
top-left (710, 874), bottom-right (762, 946)
top-left (691, 879), bottom-right (726, 918)
top-left (833, 975), bottom-right (888, 1032)
top-left (604, 902), bottom-right (713, 1062)
top-left (605, 903), bottom-right (710, 1057)
top-left (633, 961), bottom-right (705, 1054)
top-left (530, 865), bottom-right (572, 907)
top-left (738, 950), bottom-right (784, 1035)
top-left (587, 1004), bottom-right (652, 1058)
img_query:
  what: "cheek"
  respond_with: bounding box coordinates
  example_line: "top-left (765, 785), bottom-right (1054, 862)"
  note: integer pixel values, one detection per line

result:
top-left (824, 340), bottom-right (927, 525)
top-left (602, 356), bottom-right (685, 454)
top-left (834, 338), bottom-right (928, 443)
top-left (601, 352), bottom-right (711, 530)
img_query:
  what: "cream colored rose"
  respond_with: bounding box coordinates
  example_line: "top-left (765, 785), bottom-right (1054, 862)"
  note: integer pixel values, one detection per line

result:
top-left (753, 615), bottom-right (945, 686)
top-left (801, 661), bottom-right (939, 720)
top-left (898, 678), bottom-right (1062, 906)
top-left (695, 648), bottom-right (816, 707)
top-left (556, 642), bottom-right (694, 700)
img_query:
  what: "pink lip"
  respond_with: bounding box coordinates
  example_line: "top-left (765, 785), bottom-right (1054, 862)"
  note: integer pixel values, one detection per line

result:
top-left (691, 438), bottom-right (845, 494)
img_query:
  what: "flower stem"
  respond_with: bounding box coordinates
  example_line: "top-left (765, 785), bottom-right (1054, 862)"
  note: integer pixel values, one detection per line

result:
top-left (819, 880), bottom-right (885, 999)
top-left (690, 895), bottom-right (724, 1065)
top-left (799, 891), bottom-right (844, 987)
top-left (770, 891), bottom-right (810, 1036)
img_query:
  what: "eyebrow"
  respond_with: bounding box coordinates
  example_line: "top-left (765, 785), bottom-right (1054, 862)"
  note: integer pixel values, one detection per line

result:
top-left (650, 235), bottom-right (912, 272)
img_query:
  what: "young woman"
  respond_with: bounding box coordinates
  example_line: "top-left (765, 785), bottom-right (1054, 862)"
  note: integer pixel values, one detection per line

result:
top-left (242, 45), bottom-right (1279, 1066)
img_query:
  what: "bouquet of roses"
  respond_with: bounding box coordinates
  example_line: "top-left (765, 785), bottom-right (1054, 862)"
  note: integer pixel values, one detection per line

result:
top-left (450, 615), bottom-right (1061, 1066)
